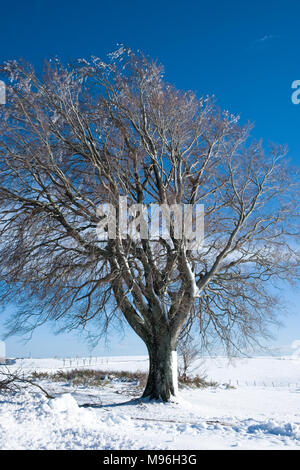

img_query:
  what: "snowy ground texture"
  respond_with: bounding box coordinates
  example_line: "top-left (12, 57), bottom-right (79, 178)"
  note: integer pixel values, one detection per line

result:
top-left (0, 356), bottom-right (300, 450)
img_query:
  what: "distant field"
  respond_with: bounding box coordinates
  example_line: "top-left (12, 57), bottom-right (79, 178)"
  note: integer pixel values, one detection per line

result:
top-left (7, 355), bottom-right (300, 387)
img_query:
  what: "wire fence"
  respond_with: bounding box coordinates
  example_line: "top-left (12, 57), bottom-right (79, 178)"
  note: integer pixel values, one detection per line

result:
top-left (212, 378), bottom-right (300, 389)
top-left (16, 356), bottom-right (148, 370)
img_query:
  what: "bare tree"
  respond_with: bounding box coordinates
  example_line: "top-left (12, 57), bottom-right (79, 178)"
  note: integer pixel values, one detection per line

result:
top-left (177, 334), bottom-right (200, 381)
top-left (0, 48), bottom-right (299, 401)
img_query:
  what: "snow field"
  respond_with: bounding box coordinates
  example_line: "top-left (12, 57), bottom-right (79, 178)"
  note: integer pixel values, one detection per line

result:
top-left (0, 355), bottom-right (299, 450)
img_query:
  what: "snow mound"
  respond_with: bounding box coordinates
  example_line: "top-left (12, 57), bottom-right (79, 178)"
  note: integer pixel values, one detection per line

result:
top-left (49, 393), bottom-right (79, 413)
top-left (0, 392), bottom-right (136, 450)
top-left (247, 420), bottom-right (300, 439)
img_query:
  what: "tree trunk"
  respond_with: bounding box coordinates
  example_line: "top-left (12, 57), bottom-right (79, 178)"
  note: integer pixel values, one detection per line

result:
top-left (142, 333), bottom-right (178, 402)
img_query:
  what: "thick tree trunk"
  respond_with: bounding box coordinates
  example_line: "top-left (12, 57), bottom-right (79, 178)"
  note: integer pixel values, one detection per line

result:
top-left (142, 333), bottom-right (178, 402)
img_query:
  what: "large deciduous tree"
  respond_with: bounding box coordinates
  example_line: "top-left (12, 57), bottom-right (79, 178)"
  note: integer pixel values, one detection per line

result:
top-left (0, 49), bottom-right (299, 401)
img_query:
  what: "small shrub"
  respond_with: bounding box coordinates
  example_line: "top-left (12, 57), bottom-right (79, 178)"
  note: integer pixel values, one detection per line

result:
top-left (178, 373), bottom-right (218, 389)
top-left (31, 368), bottom-right (148, 389)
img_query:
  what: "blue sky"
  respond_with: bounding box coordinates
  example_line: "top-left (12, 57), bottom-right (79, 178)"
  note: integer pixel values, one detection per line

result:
top-left (0, 0), bottom-right (299, 357)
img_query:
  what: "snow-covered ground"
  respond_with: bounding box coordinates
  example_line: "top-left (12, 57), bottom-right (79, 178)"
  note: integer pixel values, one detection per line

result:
top-left (0, 355), bottom-right (300, 450)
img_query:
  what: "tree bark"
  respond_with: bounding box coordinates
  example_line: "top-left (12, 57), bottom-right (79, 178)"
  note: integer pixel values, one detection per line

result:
top-left (142, 332), bottom-right (178, 402)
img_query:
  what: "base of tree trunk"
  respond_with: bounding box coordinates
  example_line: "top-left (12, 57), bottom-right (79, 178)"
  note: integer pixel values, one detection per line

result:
top-left (142, 338), bottom-right (178, 402)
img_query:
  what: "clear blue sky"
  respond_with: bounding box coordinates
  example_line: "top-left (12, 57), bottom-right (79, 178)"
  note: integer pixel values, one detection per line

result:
top-left (0, 0), bottom-right (299, 357)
